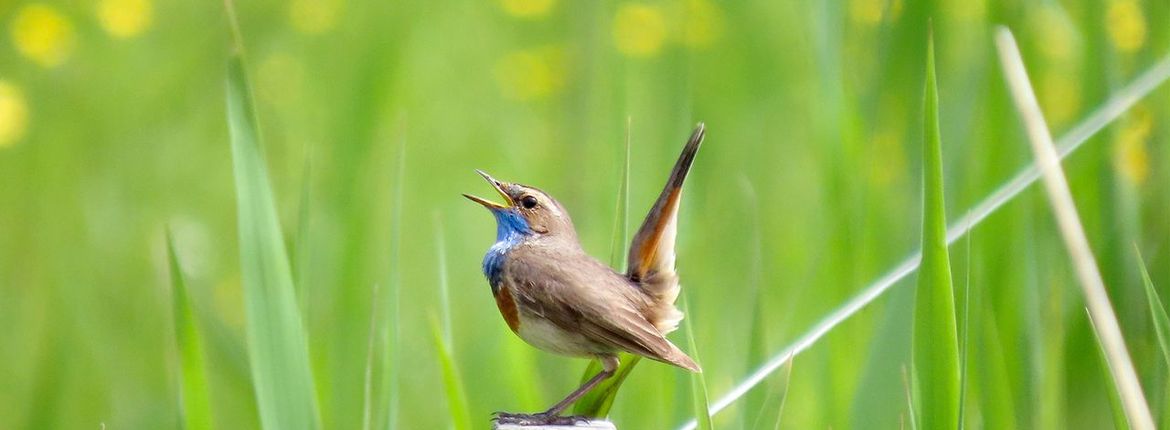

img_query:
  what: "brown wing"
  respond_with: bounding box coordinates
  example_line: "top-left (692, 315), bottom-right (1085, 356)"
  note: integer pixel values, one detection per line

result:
top-left (506, 252), bottom-right (700, 372)
top-left (552, 288), bottom-right (697, 373)
top-left (559, 288), bottom-right (699, 371)
top-left (626, 124), bottom-right (705, 333)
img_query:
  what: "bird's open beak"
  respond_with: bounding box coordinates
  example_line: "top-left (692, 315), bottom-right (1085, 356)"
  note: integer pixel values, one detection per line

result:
top-left (463, 169), bottom-right (512, 210)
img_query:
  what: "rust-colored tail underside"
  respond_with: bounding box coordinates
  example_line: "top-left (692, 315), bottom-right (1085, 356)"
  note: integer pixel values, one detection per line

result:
top-left (626, 124), bottom-right (706, 335)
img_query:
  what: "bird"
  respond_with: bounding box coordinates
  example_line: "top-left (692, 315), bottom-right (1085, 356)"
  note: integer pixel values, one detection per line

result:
top-left (463, 123), bottom-right (707, 425)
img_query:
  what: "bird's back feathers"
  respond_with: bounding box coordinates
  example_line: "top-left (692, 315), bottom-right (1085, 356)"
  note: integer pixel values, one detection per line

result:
top-left (501, 242), bottom-right (700, 372)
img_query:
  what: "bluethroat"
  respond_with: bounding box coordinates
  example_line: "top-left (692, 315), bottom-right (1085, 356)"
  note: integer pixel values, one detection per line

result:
top-left (464, 124), bottom-right (706, 425)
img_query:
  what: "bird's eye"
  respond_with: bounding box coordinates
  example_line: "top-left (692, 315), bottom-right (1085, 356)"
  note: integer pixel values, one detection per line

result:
top-left (521, 195), bottom-right (538, 209)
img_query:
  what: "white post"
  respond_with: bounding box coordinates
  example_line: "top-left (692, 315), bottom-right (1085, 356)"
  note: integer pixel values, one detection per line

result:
top-left (492, 420), bottom-right (617, 430)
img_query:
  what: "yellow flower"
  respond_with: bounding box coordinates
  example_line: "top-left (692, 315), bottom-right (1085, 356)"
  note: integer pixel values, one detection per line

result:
top-left (888, 0), bottom-right (904, 21)
top-left (613, 3), bottom-right (667, 58)
top-left (866, 94), bottom-right (907, 187)
top-left (848, 0), bottom-right (908, 24)
top-left (290, 0), bottom-right (343, 35)
top-left (849, 0), bottom-right (884, 25)
top-left (499, 0), bottom-right (556, 18)
top-left (1106, 0), bottom-right (1146, 52)
top-left (1039, 71), bottom-right (1081, 128)
top-left (1036, 6), bottom-right (1075, 61)
top-left (11, 4), bottom-right (75, 68)
top-left (866, 127), bottom-right (906, 187)
top-left (943, 0), bottom-right (984, 22)
top-left (494, 47), bottom-right (566, 101)
top-left (679, 0), bottom-right (723, 49)
top-left (98, 0), bottom-right (153, 38)
top-left (1114, 106), bottom-right (1152, 186)
top-left (0, 81), bottom-right (29, 148)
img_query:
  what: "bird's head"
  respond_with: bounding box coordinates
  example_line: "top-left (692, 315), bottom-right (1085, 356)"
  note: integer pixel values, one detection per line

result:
top-left (464, 170), bottom-right (577, 241)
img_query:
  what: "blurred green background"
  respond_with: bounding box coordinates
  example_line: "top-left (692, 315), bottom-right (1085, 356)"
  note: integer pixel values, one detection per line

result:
top-left (1, 0), bottom-right (1169, 428)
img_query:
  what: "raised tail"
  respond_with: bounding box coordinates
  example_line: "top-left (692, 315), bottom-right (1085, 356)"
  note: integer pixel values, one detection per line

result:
top-left (626, 123), bottom-right (705, 334)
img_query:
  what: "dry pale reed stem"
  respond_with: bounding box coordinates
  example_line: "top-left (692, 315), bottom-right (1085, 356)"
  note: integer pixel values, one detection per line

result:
top-left (995, 27), bottom-right (1155, 430)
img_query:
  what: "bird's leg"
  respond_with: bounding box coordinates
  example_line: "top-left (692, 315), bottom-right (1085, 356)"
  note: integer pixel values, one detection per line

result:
top-left (494, 356), bottom-right (619, 425)
top-left (539, 357), bottom-right (618, 416)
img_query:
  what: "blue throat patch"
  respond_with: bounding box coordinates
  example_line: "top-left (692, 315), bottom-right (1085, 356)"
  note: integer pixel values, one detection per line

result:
top-left (483, 208), bottom-right (532, 293)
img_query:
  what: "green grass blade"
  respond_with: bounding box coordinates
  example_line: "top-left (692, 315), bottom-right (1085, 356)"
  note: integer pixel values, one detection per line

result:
top-left (226, 52), bottom-right (320, 430)
top-left (764, 354), bottom-right (794, 430)
top-left (737, 176), bottom-right (769, 430)
top-left (744, 287), bottom-right (767, 429)
top-left (429, 313), bottom-right (471, 430)
top-left (682, 295), bottom-right (712, 430)
top-left (608, 116), bottom-right (632, 268)
top-left (167, 231), bottom-right (213, 430)
top-left (975, 302), bottom-right (1018, 430)
top-left (688, 364), bottom-right (712, 430)
top-left (901, 365), bottom-right (918, 430)
top-left (1087, 310), bottom-right (1132, 430)
top-left (380, 133), bottom-right (408, 430)
top-left (431, 219), bottom-right (469, 429)
top-left (683, 50), bottom-right (1170, 430)
top-left (1139, 247), bottom-right (1170, 428)
top-left (911, 31), bottom-right (961, 430)
top-left (436, 218), bottom-right (453, 349)
top-left (573, 355), bottom-right (641, 417)
top-left (574, 118), bottom-right (636, 418)
top-left (958, 221), bottom-right (973, 429)
top-left (996, 28), bottom-right (1155, 430)
top-left (361, 283), bottom-right (379, 430)
top-left (1136, 247), bottom-right (1170, 369)
top-left (293, 160), bottom-right (311, 311)
top-left (503, 339), bottom-right (543, 411)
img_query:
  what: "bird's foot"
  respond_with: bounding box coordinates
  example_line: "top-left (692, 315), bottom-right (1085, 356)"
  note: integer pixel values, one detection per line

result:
top-left (492, 411), bottom-right (590, 426)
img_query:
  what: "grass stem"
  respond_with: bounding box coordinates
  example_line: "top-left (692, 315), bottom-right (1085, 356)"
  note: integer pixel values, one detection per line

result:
top-left (994, 27), bottom-right (1155, 430)
top-left (676, 39), bottom-right (1170, 430)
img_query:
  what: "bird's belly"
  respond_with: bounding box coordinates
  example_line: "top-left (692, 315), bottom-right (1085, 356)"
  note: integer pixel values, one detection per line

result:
top-left (516, 312), bottom-right (606, 357)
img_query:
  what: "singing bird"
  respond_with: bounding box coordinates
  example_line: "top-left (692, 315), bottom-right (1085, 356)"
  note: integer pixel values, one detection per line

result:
top-left (464, 124), bottom-right (706, 425)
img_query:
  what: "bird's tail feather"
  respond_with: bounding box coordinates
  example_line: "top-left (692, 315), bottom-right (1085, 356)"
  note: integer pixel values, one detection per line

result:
top-left (658, 339), bottom-right (701, 372)
top-left (626, 124), bottom-right (705, 335)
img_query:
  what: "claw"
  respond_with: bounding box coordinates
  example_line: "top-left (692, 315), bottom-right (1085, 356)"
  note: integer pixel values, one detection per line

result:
top-left (492, 411), bottom-right (589, 426)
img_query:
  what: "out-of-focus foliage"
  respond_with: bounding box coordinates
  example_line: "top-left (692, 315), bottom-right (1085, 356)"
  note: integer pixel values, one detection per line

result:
top-left (0, 0), bottom-right (1168, 428)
